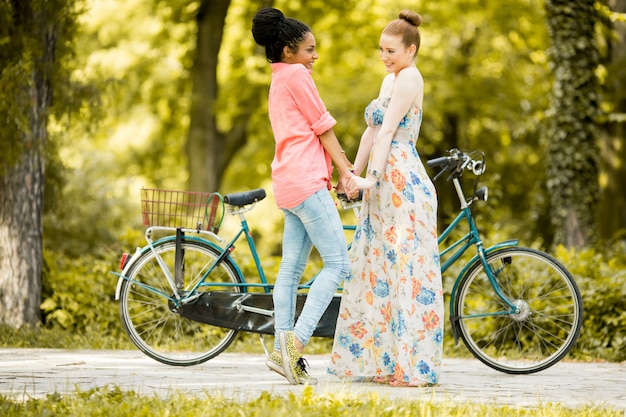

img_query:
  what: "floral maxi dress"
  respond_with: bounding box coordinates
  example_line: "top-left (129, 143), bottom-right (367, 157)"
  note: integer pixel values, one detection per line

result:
top-left (328, 97), bottom-right (444, 385)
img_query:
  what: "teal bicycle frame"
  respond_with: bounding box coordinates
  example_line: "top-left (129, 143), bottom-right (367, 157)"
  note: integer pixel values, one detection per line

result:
top-left (115, 201), bottom-right (359, 306)
top-left (438, 177), bottom-right (520, 343)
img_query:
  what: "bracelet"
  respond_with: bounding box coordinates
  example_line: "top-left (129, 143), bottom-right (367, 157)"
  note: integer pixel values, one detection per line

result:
top-left (367, 168), bottom-right (381, 179)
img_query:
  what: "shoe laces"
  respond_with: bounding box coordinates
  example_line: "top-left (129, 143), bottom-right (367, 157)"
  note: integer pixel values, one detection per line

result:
top-left (295, 357), bottom-right (311, 376)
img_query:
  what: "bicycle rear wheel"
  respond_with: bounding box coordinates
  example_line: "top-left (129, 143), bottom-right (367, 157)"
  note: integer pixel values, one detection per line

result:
top-left (119, 239), bottom-right (242, 366)
top-left (454, 247), bottom-right (582, 374)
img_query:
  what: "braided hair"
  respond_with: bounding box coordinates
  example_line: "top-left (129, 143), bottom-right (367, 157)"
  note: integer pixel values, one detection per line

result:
top-left (252, 8), bottom-right (310, 63)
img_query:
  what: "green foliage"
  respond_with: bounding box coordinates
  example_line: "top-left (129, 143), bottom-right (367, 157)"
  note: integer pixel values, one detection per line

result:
top-left (43, 161), bottom-right (144, 258)
top-left (0, 323), bottom-right (132, 350)
top-left (0, 385), bottom-right (623, 417)
top-left (554, 242), bottom-right (626, 362)
top-left (40, 0), bottom-right (196, 259)
top-left (39, 0), bottom-right (201, 260)
top-left (37, 248), bottom-right (130, 348)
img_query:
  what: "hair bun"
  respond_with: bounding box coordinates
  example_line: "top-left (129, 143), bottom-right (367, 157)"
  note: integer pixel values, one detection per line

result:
top-left (399, 10), bottom-right (422, 27)
top-left (252, 7), bottom-right (286, 47)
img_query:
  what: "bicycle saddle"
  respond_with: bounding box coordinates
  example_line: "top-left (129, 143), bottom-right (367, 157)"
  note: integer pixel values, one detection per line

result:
top-left (223, 188), bottom-right (266, 207)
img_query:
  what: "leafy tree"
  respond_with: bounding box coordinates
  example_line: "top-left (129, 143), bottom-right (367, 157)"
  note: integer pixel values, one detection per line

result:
top-left (41, 0), bottom-right (200, 260)
top-left (545, 0), bottom-right (602, 248)
top-left (0, 0), bottom-right (79, 326)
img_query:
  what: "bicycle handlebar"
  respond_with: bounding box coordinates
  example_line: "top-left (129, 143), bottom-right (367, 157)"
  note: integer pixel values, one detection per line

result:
top-left (427, 149), bottom-right (485, 181)
top-left (425, 156), bottom-right (451, 169)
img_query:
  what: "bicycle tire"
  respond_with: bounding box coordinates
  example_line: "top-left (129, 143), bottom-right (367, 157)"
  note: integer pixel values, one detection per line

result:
top-left (453, 247), bottom-right (583, 374)
top-left (119, 239), bottom-right (242, 366)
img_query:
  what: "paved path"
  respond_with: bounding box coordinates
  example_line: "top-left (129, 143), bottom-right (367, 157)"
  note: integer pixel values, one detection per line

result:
top-left (1, 349), bottom-right (624, 411)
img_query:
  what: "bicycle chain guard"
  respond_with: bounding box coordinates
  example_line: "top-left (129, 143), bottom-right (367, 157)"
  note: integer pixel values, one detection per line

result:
top-left (174, 292), bottom-right (341, 338)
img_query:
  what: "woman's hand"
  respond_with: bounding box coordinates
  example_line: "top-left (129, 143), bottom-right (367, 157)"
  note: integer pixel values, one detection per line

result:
top-left (337, 172), bottom-right (360, 199)
top-left (347, 175), bottom-right (377, 193)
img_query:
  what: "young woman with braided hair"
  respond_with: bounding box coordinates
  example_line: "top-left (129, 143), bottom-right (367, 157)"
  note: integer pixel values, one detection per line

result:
top-left (251, 7), bottom-right (355, 385)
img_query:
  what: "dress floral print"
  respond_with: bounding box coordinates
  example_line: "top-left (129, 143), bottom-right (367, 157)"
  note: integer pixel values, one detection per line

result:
top-left (329, 97), bottom-right (444, 385)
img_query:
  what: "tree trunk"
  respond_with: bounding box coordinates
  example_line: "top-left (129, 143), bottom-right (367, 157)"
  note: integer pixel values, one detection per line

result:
top-left (0, 0), bottom-right (57, 326)
top-left (186, 0), bottom-right (229, 193)
top-left (545, 0), bottom-right (601, 248)
top-left (186, 0), bottom-right (272, 193)
top-left (0, 142), bottom-right (45, 327)
top-left (598, 0), bottom-right (626, 240)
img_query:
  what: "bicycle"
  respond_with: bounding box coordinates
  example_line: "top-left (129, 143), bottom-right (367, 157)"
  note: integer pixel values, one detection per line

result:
top-left (114, 148), bottom-right (583, 375)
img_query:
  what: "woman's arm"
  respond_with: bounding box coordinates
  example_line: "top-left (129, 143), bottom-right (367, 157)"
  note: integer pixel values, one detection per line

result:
top-left (318, 129), bottom-right (354, 190)
top-left (352, 126), bottom-right (375, 176)
top-left (348, 68), bottom-right (423, 192)
top-left (286, 66), bottom-right (354, 188)
top-left (339, 126), bottom-right (374, 198)
top-left (367, 68), bottom-right (422, 177)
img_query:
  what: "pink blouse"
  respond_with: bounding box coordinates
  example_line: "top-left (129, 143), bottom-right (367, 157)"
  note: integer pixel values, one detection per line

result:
top-left (268, 62), bottom-right (336, 209)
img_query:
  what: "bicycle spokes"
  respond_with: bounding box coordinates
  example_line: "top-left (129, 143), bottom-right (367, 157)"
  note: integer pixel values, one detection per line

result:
top-left (455, 248), bottom-right (582, 374)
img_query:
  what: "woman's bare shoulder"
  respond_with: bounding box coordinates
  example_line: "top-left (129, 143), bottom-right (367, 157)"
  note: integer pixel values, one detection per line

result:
top-left (397, 66), bottom-right (422, 82)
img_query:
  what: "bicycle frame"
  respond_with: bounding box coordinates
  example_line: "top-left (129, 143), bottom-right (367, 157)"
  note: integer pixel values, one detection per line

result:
top-left (439, 176), bottom-right (520, 342)
top-left (115, 202), bottom-right (357, 306)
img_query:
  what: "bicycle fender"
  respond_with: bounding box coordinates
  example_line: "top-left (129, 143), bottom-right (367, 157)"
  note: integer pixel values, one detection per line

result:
top-left (448, 239), bottom-right (518, 343)
top-left (113, 273), bottom-right (125, 301)
top-left (114, 247), bottom-right (144, 300)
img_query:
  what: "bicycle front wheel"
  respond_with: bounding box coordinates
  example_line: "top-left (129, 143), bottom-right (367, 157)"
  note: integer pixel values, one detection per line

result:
top-left (119, 239), bottom-right (242, 366)
top-left (454, 247), bottom-right (582, 374)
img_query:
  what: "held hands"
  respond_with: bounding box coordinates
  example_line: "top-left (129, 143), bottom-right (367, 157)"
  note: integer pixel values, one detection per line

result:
top-left (347, 175), bottom-right (377, 195)
top-left (337, 169), bottom-right (377, 200)
top-left (336, 171), bottom-right (356, 199)
top-left (336, 170), bottom-right (364, 201)
top-left (336, 159), bottom-right (378, 200)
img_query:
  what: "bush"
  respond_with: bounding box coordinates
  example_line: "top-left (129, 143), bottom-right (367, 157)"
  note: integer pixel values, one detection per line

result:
top-left (554, 242), bottom-right (626, 362)
top-left (38, 247), bottom-right (131, 349)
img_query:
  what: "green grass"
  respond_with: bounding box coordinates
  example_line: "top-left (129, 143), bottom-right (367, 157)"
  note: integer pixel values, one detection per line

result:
top-left (0, 386), bottom-right (622, 417)
top-left (0, 324), bottom-right (134, 350)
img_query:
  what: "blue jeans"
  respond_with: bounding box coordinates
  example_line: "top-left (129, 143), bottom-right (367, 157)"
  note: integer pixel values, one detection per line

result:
top-left (273, 188), bottom-right (350, 351)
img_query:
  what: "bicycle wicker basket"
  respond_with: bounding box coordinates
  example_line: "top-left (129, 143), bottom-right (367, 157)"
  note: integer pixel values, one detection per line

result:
top-left (140, 188), bottom-right (224, 233)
